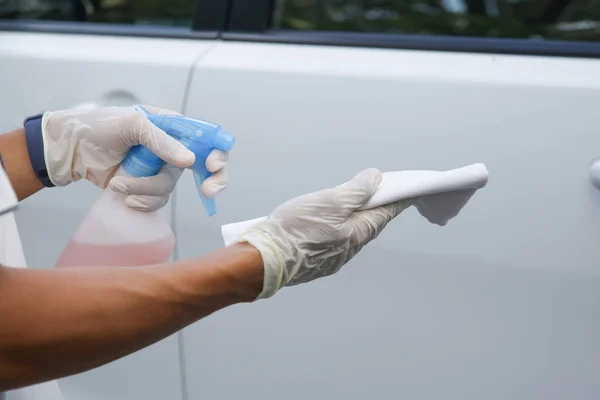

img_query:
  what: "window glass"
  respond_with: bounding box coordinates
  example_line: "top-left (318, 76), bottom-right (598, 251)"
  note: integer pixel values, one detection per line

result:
top-left (272, 0), bottom-right (600, 41)
top-left (0, 0), bottom-right (194, 27)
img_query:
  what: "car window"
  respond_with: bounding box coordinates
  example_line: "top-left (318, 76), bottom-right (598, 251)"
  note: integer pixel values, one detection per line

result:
top-left (0, 0), bottom-right (194, 27)
top-left (271, 0), bottom-right (600, 42)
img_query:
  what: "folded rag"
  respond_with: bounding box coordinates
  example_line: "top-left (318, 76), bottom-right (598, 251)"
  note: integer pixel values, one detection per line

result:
top-left (221, 163), bottom-right (489, 246)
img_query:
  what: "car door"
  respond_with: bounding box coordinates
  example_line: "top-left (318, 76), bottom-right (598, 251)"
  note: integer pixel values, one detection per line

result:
top-left (176, 1), bottom-right (600, 399)
top-left (0, 1), bottom-right (222, 399)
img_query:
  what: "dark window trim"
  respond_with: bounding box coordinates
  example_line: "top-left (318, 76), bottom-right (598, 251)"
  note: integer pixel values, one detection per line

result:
top-left (0, 20), bottom-right (218, 39)
top-left (222, 30), bottom-right (600, 58)
top-left (227, 0), bottom-right (273, 32)
top-left (192, 0), bottom-right (232, 32)
top-left (224, 0), bottom-right (600, 58)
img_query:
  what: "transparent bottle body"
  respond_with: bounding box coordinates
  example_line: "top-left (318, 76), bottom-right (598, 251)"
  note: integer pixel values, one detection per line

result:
top-left (55, 168), bottom-right (175, 268)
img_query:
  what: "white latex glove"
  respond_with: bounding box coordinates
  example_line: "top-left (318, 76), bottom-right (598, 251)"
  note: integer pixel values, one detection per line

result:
top-left (233, 168), bottom-right (413, 299)
top-left (42, 105), bottom-right (229, 212)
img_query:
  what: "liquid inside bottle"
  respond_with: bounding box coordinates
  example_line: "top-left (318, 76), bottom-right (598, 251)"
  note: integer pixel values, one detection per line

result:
top-left (55, 170), bottom-right (175, 268)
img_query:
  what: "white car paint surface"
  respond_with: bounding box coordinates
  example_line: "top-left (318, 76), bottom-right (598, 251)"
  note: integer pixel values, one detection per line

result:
top-left (177, 42), bottom-right (600, 400)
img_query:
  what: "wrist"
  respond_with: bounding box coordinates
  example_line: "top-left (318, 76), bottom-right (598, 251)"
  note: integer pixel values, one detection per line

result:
top-left (226, 243), bottom-right (265, 302)
top-left (0, 128), bottom-right (45, 200)
top-left (236, 229), bottom-right (288, 300)
top-left (182, 242), bottom-right (265, 305)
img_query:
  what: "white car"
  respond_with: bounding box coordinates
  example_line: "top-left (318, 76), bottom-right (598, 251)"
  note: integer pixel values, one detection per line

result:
top-left (2, 0), bottom-right (600, 399)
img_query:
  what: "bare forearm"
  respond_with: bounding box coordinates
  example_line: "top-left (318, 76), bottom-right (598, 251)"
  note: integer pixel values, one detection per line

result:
top-left (0, 243), bottom-right (263, 390)
top-left (0, 128), bottom-right (44, 200)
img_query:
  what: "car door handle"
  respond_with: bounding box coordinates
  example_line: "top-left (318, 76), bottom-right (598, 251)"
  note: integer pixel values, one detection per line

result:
top-left (70, 90), bottom-right (140, 110)
top-left (590, 159), bottom-right (600, 189)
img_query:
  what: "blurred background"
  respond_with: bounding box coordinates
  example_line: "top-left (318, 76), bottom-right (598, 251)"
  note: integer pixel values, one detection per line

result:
top-left (1, 0), bottom-right (599, 41)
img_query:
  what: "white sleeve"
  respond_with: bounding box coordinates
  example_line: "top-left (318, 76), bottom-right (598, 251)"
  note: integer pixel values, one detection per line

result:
top-left (0, 163), bottom-right (26, 268)
top-left (0, 161), bottom-right (18, 217)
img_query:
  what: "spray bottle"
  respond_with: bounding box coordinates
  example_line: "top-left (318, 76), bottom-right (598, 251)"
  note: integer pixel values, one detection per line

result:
top-left (55, 106), bottom-right (235, 268)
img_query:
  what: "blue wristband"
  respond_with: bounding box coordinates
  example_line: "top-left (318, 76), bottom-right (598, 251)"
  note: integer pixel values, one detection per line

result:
top-left (24, 113), bottom-right (55, 188)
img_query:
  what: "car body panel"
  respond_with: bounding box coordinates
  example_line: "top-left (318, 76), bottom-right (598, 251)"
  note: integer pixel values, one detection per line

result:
top-left (176, 41), bottom-right (600, 400)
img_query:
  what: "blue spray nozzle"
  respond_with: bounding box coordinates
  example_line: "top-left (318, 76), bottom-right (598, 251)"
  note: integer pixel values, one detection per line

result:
top-left (122, 106), bottom-right (235, 216)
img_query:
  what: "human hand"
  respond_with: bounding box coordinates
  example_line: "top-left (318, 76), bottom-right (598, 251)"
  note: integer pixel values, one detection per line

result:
top-left (233, 168), bottom-right (413, 299)
top-left (42, 105), bottom-right (229, 211)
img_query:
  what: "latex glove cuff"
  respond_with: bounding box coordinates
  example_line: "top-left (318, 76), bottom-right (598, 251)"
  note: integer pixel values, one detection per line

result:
top-left (234, 228), bottom-right (288, 300)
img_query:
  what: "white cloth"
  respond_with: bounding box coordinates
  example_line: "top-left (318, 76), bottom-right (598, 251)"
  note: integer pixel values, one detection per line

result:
top-left (0, 166), bottom-right (65, 400)
top-left (221, 163), bottom-right (489, 246)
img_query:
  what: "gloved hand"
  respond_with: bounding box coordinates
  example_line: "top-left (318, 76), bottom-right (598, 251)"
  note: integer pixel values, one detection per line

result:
top-left (42, 105), bottom-right (229, 211)
top-left (233, 168), bottom-right (413, 299)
